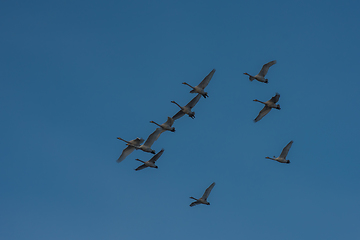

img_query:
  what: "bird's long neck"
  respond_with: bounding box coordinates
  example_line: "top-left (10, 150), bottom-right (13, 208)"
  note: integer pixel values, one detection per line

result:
top-left (171, 101), bottom-right (182, 109)
top-left (150, 121), bottom-right (161, 127)
top-left (135, 159), bottom-right (146, 163)
top-left (190, 197), bottom-right (197, 201)
top-left (117, 137), bottom-right (129, 144)
top-left (182, 82), bottom-right (195, 89)
top-left (244, 73), bottom-right (253, 77)
top-left (266, 157), bottom-right (275, 160)
top-left (253, 99), bottom-right (265, 104)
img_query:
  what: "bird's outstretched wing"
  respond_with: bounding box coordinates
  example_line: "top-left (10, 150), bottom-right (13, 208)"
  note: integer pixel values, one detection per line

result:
top-left (149, 149), bottom-right (164, 163)
top-left (269, 93), bottom-right (280, 103)
top-left (258, 60), bottom-right (276, 77)
top-left (165, 117), bottom-right (174, 127)
top-left (135, 164), bottom-right (148, 171)
top-left (279, 141), bottom-right (293, 159)
top-left (202, 182), bottom-right (215, 200)
top-left (172, 110), bottom-right (186, 121)
top-left (254, 106), bottom-right (271, 122)
top-left (117, 146), bottom-right (135, 163)
top-left (190, 200), bottom-right (201, 207)
top-left (186, 94), bottom-right (201, 108)
top-left (198, 69), bottom-right (216, 89)
top-left (143, 128), bottom-right (162, 147)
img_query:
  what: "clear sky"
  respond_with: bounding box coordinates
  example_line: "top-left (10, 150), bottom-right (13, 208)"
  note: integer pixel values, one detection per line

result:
top-left (1, 0), bottom-right (360, 239)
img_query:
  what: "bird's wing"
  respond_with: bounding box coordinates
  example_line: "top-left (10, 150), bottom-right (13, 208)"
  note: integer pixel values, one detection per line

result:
top-left (135, 164), bottom-right (148, 171)
top-left (254, 106), bottom-right (271, 122)
top-left (258, 60), bottom-right (277, 77)
top-left (129, 137), bottom-right (145, 146)
top-left (143, 128), bottom-right (162, 147)
top-left (172, 110), bottom-right (185, 121)
top-left (186, 94), bottom-right (201, 108)
top-left (190, 201), bottom-right (201, 207)
top-left (198, 69), bottom-right (216, 89)
top-left (269, 93), bottom-right (280, 103)
top-left (165, 116), bottom-right (174, 127)
top-left (279, 141), bottom-right (294, 158)
top-left (117, 146), bottom-right (135, 163)
top-left (149, 148), bottom-right (164, 163)
top-left (202, 182), bottom-right (215, 200)
top-left (154, 129), bottom-right (166, 141)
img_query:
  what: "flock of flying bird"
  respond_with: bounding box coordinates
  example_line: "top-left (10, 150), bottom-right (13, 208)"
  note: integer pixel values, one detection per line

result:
top-left (117, 60), bottom-right (294, 207)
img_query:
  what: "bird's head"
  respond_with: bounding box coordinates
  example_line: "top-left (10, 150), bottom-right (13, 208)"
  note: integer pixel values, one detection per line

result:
top-left (265, 79), bottom-right (268, 83)
top-left (170, 127), bottom-right (175, 132)
top-left (276, 104), bottom-right (281, 110)
top-left (286, 160), bottom-right (290, 164)
top-left (155, 166), bottom-right (158, 169)
top-left (206, 202), bottom-right (210, 205)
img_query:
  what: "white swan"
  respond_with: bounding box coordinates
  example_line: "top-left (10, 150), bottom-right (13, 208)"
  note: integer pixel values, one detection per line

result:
top-left (171, 94), bottom-right (201, 120)
top-left (150, 117), bottom-right (175, 132)
top-left (182, 69), bottom-right (216, 98)
top-left (136, 128), bottom-right (162, 154)
top-left (116, 137), bottom-right (144, 163)
top-left (253, 93), bottom-right (281, 122)
top-left (190, 182), bottom-right (215, 207)
top-left (135, 149), bottom-right (165, 171)
top-left (244, 60), bottom-right (277, 83)
top-left (266, 140), bottom-right (293, 164)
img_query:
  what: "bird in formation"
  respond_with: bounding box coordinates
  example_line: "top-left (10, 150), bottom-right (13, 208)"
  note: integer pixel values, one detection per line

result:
top-left (253, 93), bottom-right (281, 122)
top-left (266, 140), bottom-right (293, 164)
top-left (182, 69), bottom-right (216, 98)
top-left (135, 149), bottom-right (165, 171)
top-left (171, 94), bottom-right (202, 120)
top-left (244, 60), bottom-right (277, 83)
top-left (189, 182), bottom-right (216, 207)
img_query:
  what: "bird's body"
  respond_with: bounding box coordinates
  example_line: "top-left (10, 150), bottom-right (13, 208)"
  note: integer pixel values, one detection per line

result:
top-left (244, 60), bottom-right (277, 83)
top-left (266, 140), bottom-right (293, 164)
top-left (172, 94), bottom-right (201, 120)
top-left (135, 149), bottom-right (165, 171)
top-left (189, 182), bottom-right (215, 207)
top-left (182, 69), bottom-right (216, 98)
top-left (116, 137), bottom-right (144, 163)
top-left (253, 93), bottom-right (281, 122)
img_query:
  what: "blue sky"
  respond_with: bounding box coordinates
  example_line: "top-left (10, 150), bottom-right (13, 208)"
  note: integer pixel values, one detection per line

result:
top-left (1, 0), bottom-right (360, 239)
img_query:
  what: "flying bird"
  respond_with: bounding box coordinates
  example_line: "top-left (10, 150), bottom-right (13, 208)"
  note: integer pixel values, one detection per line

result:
top-left (182, 69), bottom-right (216, 98)
top-left (266, 140), bottom-right (293, 164)
top-left (116, 137), bottom-right (144, 163)
top-left (150, 117), bottom-right (175, 133)
top-left (253, 93), bottom-right (281, 122)
top-left (189, 182), bottom-right (216, 207)
top-left (135, 149), bottom-right (165, 171)
top-left (171, 94), bottom-right (201, 120)
top-left (136, 128), bottom-right (162, 154)
top-left (244, 60), bottom-right (277, 83)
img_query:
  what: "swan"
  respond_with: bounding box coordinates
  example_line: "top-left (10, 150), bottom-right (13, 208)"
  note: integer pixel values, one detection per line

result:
top-left (189, 182), bottom-right (215, 207)
top-left (244, 60), bottom-right (277, 83)
top-left (182, 69), bottom-right (216, 98)
top-left (116, 137), bottom-right (144, 163)
top-left (253, 93), bottom-right (281, 122)
top-left (266, 140), bottom-right (293, 164)
top-left (171, 94), bottom-right (201, 120)
top-left (150, 117), bottom-right (175, 132)
top-left (135, 149), bottom-right (165, 171)
top-left (135, 128), bottom-right (162, 154)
